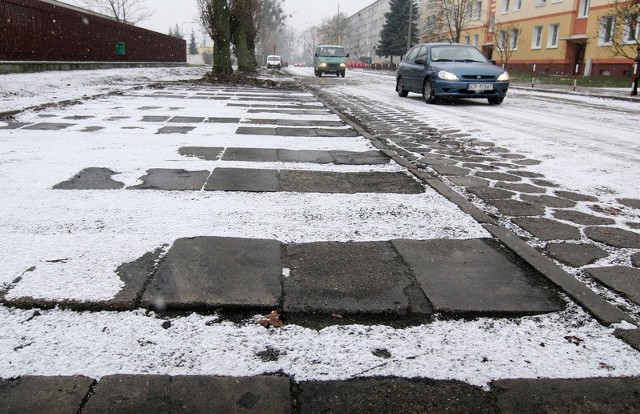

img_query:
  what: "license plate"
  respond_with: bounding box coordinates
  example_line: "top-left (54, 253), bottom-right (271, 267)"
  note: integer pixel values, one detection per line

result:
top-left (468, 83), bottom-right (494, 91)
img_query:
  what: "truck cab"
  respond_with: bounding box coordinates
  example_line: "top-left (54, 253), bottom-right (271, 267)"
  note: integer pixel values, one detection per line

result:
top-left (313, 45), bottom-right (349, 77)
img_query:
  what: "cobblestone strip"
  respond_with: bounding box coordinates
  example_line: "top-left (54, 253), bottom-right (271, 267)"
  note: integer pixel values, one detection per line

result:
top-left (304, 83), bottom-right (640, 327)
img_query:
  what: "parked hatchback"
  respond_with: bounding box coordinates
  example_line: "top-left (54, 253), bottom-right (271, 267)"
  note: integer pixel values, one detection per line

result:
top-left (396, 43), bottom-right (509, 105)
top-left (267, 55), bottom-right (282, 69)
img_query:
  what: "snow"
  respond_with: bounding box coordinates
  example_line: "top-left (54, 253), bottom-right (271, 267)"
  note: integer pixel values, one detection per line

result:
top-left (0, 66), bottom-right (639, 388)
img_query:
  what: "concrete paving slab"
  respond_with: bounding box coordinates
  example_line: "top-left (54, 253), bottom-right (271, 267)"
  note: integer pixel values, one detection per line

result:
top-left (330, 150), bottom-right (390, 165)
top-left (0, 376), bottom-right (94, 414)
top-left (205, 168), bottom-right (279, 192)
top-left (279, 149), bottom-right (334, 163)
top-left (53, 168), bottom-right (124, 190)
top-left (618, 198), bottom-right (640, 210)
top-left (513, 218), bottom-right (581, 241)
top-left (279, 170), bottom-right (352, 193)
top-left (392, 239), bottom-right (564, 315)
top-left (298, 379), bottom-right (494, 414)
top-left (312, 128), bottom-right (359, 137)
top-left (347, 172), bottom-right (424, 194)
top-left (83, 375), bottom-right (291, 414)
top-left (178, 146), bottom-right (224, 161)
top-left (553, 210), bottom-right (615, 225)
top-left (467, 186), bottom-right (515, 201)
top-left (142, 237), bottom-right (282, 310)
top-left (491, 377), bottom-right (640, 414)
top-left (221, 147), bottom-right (278, 162)
top-left (633, 252), bottom-right (640, 267)
top-left (155, 126), bottom-right (196, 134)
top-left (129, 169), bottom-right (209, 191)
top-left (169, 116), bottom-right (205, 123)
top-left (585, 266), bottom-right (640, 305)
top-left (615, 329), bottom-right (640, 352)
top-left (22, 122), bottom-right (75, 130)
top-left (0, 122), bottom-right (33, 129)
top-left (495, 182), bottom-right (546, 193)
top-left (520, 194), bottom-right (577, 208)
top-left (584, 227), bottom-right (640, 248)
top-left (141, 116), bottom-right (170, 122)
top-left (204, 117), bottom-right (240, 123)
top-left (492, 200), bottom-right (545, 216)
top-left (235, 126), bottom-right (277, 135)
top-left (283, 241), bottom-right (422, 314)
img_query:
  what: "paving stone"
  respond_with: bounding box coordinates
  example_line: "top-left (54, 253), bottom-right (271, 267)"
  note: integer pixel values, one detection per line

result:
top-left (22, 122), bottom-right (75, 130)
top-left (492, 377), bottom-right (640, 414)
top-left (584, 227), bottom-right (640, 248)
top-left (129, 169), bottom-right (209, 191)
top-left (235, 126), bottom-right (278, 135)
top-left (618, 198), bottom-right (640, 210)
top-left (546, 243), bottom-right (609, 267)
top-left (513, 218), bottom-right (581, 241)
top-left (169, 116), bottom-right (205, 123)
top-left (298, 379), bottom-right (494, 414)
top-left (178, 146), bottom-right (224, 161)
top-left (283, 241), bottom-right (422, 314)
top-left (475, 171), bottom-right (522, 182)
top-left (467, 186), bottom-right (514, 200)
top-left (313, 128), bottom-right (358, 137)
top-left (431, 165), bottom-right (471, 176)
top-left (221, 147), bottom-right (278, 162)
top-left (142, 237), bottom-right (282, 310)
top-left (53, 168), bottom-right (125, 190)
top-left (495, 182), bottom-right (547, 193)
top-left (507, 170), bottom-right (545, 178)
top-left (0, 122), bottom-right (33, 129)
top-left (204, 117), bottom-right (240, 123)
top-left (84, 375), bottom-right (291, 414)
top-left (553, 210), bottom-right (615, 226)
top-left (80, 126), bottom-right (105, 132)
top-left (520, 194), bottom-right (576, 208)
top-left (156, 126), bottom-right (196, 134)
top-left (554, 190), bottom-right (598, 202)
top-left (512, 159), bottom-right (542, 166)
top-left (279, 170), bottom-right (352, 193)
top-left (0, 376), bottom-right (94, 414)
top-left (585, 266), bottom-right (640, 305)
top-left (348, 172), bottom-right (424, 194)
top-left (330, 150), bottom-right (390, 165)
top-left (205, 168), bottom-right (279, 192)
top-left (633, 252), bottom-right (640, 268)
top-left (532, 179), bottom-right (559, 188)
top-left (615, 329), bottom-right (640, 352)
top-left (63, 115), bottom-right (95, 120)
top-left (448, 176), bottom-right (491, 188)
top-left (141, 115), bottom-right (170, 122)
top-left (392, 239), bottom-right (563, 314)
top-left (492, 199), bottom-right (545, 216)
top-left (279, 149), bottom-right (334, 163)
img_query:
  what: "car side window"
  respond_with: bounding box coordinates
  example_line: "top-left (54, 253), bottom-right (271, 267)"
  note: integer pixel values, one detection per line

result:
top-left (413, 46), bottom-right (427, 64)
top-left (405, 47), bottom-right (419, 63)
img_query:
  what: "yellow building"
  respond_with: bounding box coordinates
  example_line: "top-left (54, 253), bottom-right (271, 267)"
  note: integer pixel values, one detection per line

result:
top-left (420, 0), bottom-right (640, 77)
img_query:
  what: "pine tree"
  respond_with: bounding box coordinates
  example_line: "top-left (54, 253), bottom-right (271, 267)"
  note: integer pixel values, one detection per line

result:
top-left (376, 0), bottom-right (419, 63)
top-left (189, 31), bottom-right (199, 55)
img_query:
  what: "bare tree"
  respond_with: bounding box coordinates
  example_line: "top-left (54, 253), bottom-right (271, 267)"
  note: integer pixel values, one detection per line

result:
top-left (79, 0), bottom-right (152, 24)
top-left (317, 13), bottom-right (348, 45)
top-left (424, 0), bottom-right (481, 43)
top-left (494, 22), bottom-right (521, 66)
top-left (606, 0), bottom-right (640, 59)
top-left (198, 0), bottom-right (233, 74)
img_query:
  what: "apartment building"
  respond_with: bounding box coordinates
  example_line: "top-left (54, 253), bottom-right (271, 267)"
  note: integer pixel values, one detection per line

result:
top-left (344, 0), bottom-right (392, 64)
top-left (419, 0), bottom-right (639, 77)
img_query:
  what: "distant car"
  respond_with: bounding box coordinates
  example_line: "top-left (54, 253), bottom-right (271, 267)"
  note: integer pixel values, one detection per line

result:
top-left (266, 55), bottom-right (281, 70)
top-left (396, 43), bottom-right (509, 105)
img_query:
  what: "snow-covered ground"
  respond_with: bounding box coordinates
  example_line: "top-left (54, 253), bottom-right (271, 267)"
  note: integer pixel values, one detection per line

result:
top-left (0, 67), bottom-right (639, 389)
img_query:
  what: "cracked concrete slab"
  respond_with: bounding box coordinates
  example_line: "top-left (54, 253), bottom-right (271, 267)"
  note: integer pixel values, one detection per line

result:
top-left (142, 237), bottom-right (282, 310)
top-left (392, 239), bottom-right (564, 315)
top-left (585, 266), bottom-right (640, 305)
top-left (178, 147), bottom-right (224, 161)
top-left (0, 376), bottom-right (94, 414)
top-left (53, 168), bottom-right (124, 190)
top-left (205, 168), bottom-right (279, 192)
top-left (129, 169), bottom-right (209, 191)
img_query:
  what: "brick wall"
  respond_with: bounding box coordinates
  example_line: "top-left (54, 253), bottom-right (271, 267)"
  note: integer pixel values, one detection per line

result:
top-left (0, 0), bottom-right (186, 62)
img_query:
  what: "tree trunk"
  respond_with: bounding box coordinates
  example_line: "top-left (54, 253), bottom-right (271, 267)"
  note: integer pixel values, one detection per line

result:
top-left (212, 0), bottom-right (233, 75)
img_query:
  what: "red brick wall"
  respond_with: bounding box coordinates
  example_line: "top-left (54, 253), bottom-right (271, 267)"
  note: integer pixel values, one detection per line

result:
top-left (0, 0), bottom-right (186, 62)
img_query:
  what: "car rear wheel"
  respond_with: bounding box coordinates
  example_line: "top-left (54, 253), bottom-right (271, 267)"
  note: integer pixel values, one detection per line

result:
top-left (396, 78), bottom-right (409, 97)
top-left (422, 79), bottom-right (438, 104)
top-left (341, 71), bottom-right (345, 78)
top-left (488, 97), bottom-right (504, 105)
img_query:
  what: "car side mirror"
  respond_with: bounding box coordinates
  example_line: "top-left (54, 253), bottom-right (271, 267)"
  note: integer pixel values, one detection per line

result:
top-left (490, 59), bottom-right (497, 65)
top-left (314, 53), bottom-right (318, 57)
top-left (415, 58), bottom-right (425, 65)
top-left (346, 53), bottom-right (350, 58)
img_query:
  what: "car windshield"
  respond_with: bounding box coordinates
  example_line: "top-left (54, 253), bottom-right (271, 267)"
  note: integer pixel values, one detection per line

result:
top-left (430, 46), bottom-right (487, 63)
top-left (318, 47), bottom-right (346, 57)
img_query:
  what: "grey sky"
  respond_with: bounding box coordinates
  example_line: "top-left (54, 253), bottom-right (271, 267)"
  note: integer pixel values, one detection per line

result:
top-left (60, 0), bottom-right (378, 35)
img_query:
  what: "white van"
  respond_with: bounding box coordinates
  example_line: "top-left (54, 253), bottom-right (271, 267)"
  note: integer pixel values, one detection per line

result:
top-left (267, 55), bottom-right (282, 70)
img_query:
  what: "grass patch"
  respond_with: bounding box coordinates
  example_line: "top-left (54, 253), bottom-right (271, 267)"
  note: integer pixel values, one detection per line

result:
top-left (510, 73), bottom-right (632, 88)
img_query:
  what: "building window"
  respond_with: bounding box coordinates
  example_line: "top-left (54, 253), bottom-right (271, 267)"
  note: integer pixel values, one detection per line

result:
top-left (510, 29), bottom-right (519, 50)
top-left (599, 16), bottom-right (615, 45)
top-left (473, 34), bottom-right (479, 46)
top-left (502, 0), bottom-right (510, 13)
top-left (547, 23), bottom-right (559, 47)
top-left (464, 35), bottom-right (470, 45)
top-left (489, 16), bottom-right (495, 32)
top-left (536, 0), bottom-right (547, 6)
top-left (467, 2), bottom-right (474, 19)
top-left (624, 13), bottom-right (639, 43)
top-left (514, 0), bottom-right (522, 11)
top-left (578, 0), bottom-right (590, 17)
top-left (532, 26), bottom-right (543, 49)
top-left (475, 1), bottom-right (482, 19)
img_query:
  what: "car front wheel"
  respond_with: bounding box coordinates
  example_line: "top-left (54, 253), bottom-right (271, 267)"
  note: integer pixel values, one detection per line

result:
top-left (396, 78), bottom-right (409, 97)
top-left (423, 79), bottom-right (438, 104)
top-left (488, 97), bottom-right (504, 105)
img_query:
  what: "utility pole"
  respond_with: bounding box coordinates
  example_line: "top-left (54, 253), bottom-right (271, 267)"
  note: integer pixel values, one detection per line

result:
top-left (406, 0), bottom-right (413, 52)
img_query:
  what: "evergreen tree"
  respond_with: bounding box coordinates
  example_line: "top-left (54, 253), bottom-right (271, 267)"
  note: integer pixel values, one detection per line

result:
top-left (377, 0), bottom-right (419, 63)
top-left (189, 31), bottom-right (199, 55)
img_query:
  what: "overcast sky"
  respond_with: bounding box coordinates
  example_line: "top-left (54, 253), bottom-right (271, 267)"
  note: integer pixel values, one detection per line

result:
top-left (60, 0), bottom-right (378, 35)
